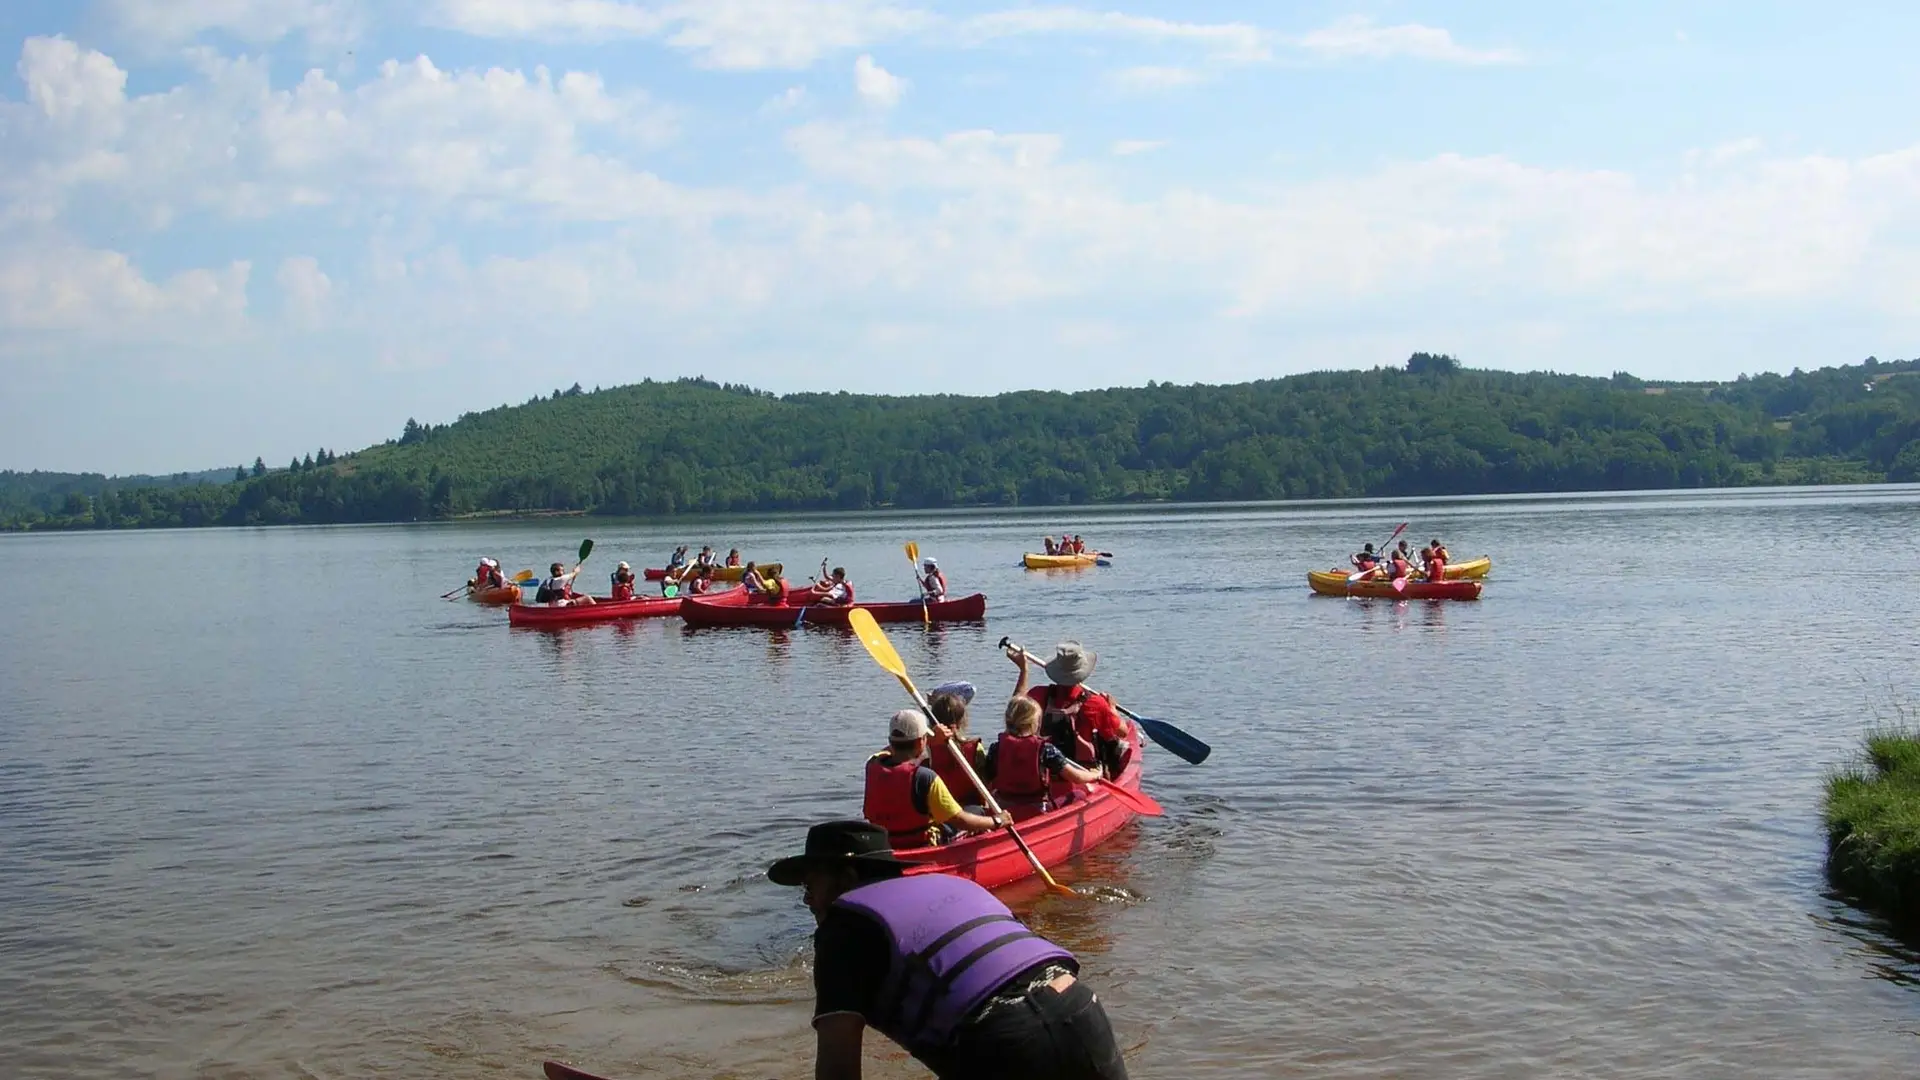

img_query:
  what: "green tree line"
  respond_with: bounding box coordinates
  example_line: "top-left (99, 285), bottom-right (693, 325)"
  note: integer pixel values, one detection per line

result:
top-left (6, 356), bottom-right (1918, 531)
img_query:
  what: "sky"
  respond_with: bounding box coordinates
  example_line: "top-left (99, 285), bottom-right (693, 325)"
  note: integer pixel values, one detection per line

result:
top-left (3, 1), bottom-right (1919, 473)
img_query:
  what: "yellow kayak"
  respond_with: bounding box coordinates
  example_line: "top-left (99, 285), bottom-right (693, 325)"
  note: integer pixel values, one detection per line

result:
top-left (1023, 552), bottom-right (1103, 569)
top-left (1439, 556), bottom-right (1492, 580)
top-left (644, 562), bottom-right (781, 582)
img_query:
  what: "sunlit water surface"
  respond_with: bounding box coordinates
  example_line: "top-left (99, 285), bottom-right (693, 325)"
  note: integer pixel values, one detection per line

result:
top-left (4, 486), bottom-right (1920, 1078)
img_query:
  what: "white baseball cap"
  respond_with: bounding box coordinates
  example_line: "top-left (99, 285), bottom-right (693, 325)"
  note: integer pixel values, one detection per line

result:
top-left (889, 709), bottom-right (930, 742)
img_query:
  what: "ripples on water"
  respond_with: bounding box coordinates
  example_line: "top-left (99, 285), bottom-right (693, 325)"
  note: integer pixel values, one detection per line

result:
top-left (3, 486), bottom-right (1920, 1078)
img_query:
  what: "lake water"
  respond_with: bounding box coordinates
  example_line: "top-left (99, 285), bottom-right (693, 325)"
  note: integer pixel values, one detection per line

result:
top-left (4, 486), bottom-right (1920, 1079)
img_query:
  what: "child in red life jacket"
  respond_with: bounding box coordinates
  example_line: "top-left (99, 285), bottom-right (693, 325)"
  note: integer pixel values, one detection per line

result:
top-left (983, 697), bottom-right (1102, 822)
top-left (926, 685), bottom-right (988, 810)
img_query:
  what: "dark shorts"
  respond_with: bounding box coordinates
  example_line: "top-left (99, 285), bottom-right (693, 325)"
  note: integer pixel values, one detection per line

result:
top-left (920, 977), bottom-right (1129, 1080)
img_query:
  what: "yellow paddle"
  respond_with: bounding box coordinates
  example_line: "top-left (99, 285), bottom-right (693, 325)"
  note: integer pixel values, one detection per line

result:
top-left (905, 541), bottom-right (928, 625)
top-left (847, 608), bottom-right (1077, 897)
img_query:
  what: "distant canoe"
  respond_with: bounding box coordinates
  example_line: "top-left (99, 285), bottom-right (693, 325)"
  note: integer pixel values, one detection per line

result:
top-left (680, 585), bottom-right (988, 627)
top-left (467, 583), bottom-right (522, 605)
top-left (1023, 552), bottom-right (1102, 569)
top-left (644, 562), bottom-right (780, 582)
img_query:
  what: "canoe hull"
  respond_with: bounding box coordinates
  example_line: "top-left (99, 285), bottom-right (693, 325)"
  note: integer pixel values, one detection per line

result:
top-left (1440, 556), bottom-right (1492, 580)
top-left (468, 584), bottom-right (522, 605)
top-left (680, 588), bottom-right (988, 627)
top-left (1307, 570), bottom-right (1482, 600)
top-left (898, 722), bottom-right (1144, 890)
top-left (1022, 552), bottom-right (1100, 569)
top-left (506, 589), bottom-right (730, 627)
top-left (643, 562), bottom-right (780, 582)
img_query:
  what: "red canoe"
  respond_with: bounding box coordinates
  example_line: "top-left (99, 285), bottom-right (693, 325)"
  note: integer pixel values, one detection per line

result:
top-left (506, 588), bottom-right (730, 628)
top-left (679, 585), bottom-right (988, 627)
top-left (898, 722), bottom-right (1145, 890)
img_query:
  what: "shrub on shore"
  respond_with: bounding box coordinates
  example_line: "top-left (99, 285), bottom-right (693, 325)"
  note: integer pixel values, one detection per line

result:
top-left (1825, 728), bottom-right (1920, 925)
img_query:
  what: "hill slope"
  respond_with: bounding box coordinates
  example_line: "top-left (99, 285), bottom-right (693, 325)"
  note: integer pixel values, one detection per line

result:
top-left (7, 356), bottom-right (1920, 531)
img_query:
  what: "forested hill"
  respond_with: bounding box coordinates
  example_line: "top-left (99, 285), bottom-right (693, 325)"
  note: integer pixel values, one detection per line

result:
top-left (7, 354), bottom-right (1920, 531)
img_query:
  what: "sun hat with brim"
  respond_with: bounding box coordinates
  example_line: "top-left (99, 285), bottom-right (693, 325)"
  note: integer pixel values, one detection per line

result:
top-left (929, 680), bottom-right (975, 704)
top-left (767, 820), bottom-right (914, 886)
top-left (1043, 641), bottom-right (1097, 686)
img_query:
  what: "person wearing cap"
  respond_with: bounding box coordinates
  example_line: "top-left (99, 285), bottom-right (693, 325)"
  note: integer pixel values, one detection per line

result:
top-left (768, 820), bottom-right (1131, 1080)
top-left (535, 561), bottom-right (593, 606)
top-left (918, 556), bottom-right (948, 602)
top-left (610, 561), bottom-right (637, 601)
top-left (1010, 642), bottom-right (1128, 803)
top-left (864, 709), bottom-right (1004, 849)
top-left (472, 557), bottom-right (504, 590)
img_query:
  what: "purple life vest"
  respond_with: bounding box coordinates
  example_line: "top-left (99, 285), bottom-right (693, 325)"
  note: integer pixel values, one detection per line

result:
top-left (832, 874), bottom-right (1076, 1052)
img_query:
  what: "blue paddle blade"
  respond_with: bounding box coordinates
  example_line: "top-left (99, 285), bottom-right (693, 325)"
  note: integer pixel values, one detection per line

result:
top-left (1116, 705), bottom-right (1210, 765)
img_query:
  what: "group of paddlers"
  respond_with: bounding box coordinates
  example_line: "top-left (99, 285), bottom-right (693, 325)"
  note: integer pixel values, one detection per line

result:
top-left (1349, 537), bottom-right (1451, 581)
top-left (766, 637), bottom-right (1133, 1079)
top-left (1041, 534), bottom-right (1090, 556)
top-left (861, 641), bottom-right (1128, 850)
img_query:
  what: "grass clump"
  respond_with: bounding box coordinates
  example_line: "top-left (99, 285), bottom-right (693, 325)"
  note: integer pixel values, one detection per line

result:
top-left (1825, 727), bottom-right (1920, 925)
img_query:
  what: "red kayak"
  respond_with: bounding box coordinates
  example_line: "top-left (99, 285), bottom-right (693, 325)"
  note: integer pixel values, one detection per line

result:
top-left (680, 585), bottom-right (988, 627)
top-left (1306, 569), bottom-right (1482, 600)
top-left (899, 721), bottom-right (1145, 889)
top-left (506, 587), bottom-right (732, 627)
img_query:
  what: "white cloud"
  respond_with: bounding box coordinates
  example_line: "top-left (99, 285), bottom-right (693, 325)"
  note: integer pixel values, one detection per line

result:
top-left (98, 0), bottom-right (363, 48)
top-left (2, 38), bottom-right (701, 227)
top-left (276, 255), bottom-right (333, 326)
top-left (1110, 139), bottom-right (1166, 156)
top-left (853, 54), bottom-right (905, 108)
top-left (961, 8), bottom-right (1268, 63)
top-left (1292, 16), bottom-right (1523, 65)
top-left (0, 237), bottom-right (250, 338)
top-left (1108, 65), bottom-right (1205, 92)
top-left (762, 85), bottom-right (808, 113)
top-left (428, 0), bottom-right (932, 69)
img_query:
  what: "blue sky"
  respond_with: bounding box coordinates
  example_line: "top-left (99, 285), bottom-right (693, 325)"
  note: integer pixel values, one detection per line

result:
top-left (3, 1), bottom-right (1918, 472)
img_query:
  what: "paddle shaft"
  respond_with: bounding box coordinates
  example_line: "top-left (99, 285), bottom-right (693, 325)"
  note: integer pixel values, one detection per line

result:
top-left (1348, 522), bottom-right (1408, 584)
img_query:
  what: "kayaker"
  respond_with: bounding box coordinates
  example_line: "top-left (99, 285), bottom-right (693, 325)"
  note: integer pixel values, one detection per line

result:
top-left (1009, 642), bottom-right (1129, 796)
top-left (1070, 535), bottom-right (1086, 554)
top-left (725, 548), bottom-right (743, 567)
top-left (742, 562), bottom-right (786, 605)
top-left (926, 685), bottom-right (986, 808)
top-left (863, 709), bottom-right (1005, 849)
top-left (1425, 538), bottom-right (1449, 580)
top-left (1042, 536), bottom-right (1057, 556)
top-left (694, 545), bottom-right (716, 571)
top-left (667, 545), bottom-right (689, 570)
top-left (919, 556), bottom-right (948, 602)
top-left (687, 564), bottom-right (716, 595)
top-left (1387, 547), bottom-right (1412, 581)
top-left (536, 562), bottom-right (593, 607)
top-left (473, 557), bottom-right (504, 590)
top-left (610, 562), bottom-right (637, 601)
top-left (811, 567), bottom-right (855, 606)
top-left (1350, 543), bottom-right (1379, 575)
top-left (767, 820), bottom-right (1131, 1080)
top-left (983, 696), bottom-right (1103, 821)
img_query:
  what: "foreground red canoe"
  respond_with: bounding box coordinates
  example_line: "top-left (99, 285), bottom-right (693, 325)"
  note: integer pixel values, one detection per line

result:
top-left (680, 585), bottom-right (988, 627)
top-left (506, 587), bottom-right (733, 627)
top-left (1306, 570), bottom-right (1482, 600)
top-left (898, 722), bottom-right (1145, 889)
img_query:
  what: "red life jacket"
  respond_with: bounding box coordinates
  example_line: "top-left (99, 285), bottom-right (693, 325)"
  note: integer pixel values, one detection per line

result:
top-left (932, 738), bottom-right (984, 806)
top-left (863, 754), bottom-right (933, 849)
top-left (1038, 686), bottom-right (1099, 804)
top-left (612, 581), bottom-right (635, 601)
top-left (1426, 554), bottom-right (1446, 580)
top-left (991, 733), bottom-right (1049, 818)
top-left (1390, 556), bottom-right (1410, 578)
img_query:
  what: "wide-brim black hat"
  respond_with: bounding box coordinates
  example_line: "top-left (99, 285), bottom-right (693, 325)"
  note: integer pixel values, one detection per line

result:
top-left (767, 820), bottom-right (914, 886)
